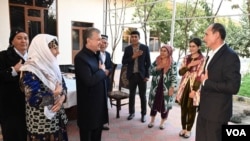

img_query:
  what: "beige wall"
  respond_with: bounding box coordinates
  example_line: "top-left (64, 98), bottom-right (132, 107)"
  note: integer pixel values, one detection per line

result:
top-left (57, 0), bottom-right (104, 64)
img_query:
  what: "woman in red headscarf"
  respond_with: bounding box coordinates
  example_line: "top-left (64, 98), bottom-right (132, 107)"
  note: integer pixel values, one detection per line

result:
top-left (148, 45), bottom-right (178, 130)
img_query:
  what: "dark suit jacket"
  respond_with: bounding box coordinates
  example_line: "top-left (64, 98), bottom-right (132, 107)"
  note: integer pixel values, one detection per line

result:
top-left (0, 47), bottom-right (26, 119)
top-left (74, 47), bottom-right (108, 130)
top-left (122, 43), bottom-right (151, 80)
top-left (199, 44), bottom-right (241, 122)
top-left (97, 51), bottom-right (113, 92)
top-left (103, 51), bottom-right (112, 92)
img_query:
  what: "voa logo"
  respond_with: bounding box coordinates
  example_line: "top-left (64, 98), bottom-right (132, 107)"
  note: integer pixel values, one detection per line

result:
top-left (226, 129), bottom-right (247, 136)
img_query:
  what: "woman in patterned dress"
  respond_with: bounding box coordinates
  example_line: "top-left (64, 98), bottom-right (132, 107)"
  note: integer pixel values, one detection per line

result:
top-left (176, 37), bottom-right (205, 138)
top-left (20, 34), bottom-right (68, 141)
top-left (147, 45), bottom-right (178, 130)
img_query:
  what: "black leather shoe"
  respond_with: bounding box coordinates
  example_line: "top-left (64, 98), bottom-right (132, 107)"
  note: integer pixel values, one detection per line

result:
top-left (141, 115), bottom-right (146, 123)
top-left (102, 125), bottom-right (110, 130)
top-left (127, 114), bottom-right (135, 120)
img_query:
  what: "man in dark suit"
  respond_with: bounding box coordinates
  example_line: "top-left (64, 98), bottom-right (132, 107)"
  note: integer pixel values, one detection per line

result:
top-left (0, 27), bottom-right (28, 141)
top-left (74, 27), bottom-right (109, 141)
top-left (196, 23), bottom-right (241, 141)
top-left (100, 34), bottom-right (113, 92)
top-left (100, 34), bottom-right (112, 130)
top-left (122, 30), bottom-right (151, 123)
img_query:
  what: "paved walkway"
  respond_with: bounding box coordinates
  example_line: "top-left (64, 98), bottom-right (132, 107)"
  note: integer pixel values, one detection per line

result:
top-left (66, 68), bottom-right (195, 141)
top-left (65, 68), bottom-right (250, 141)
top-left (66, 95), bottom-right (250, 141)
top-left (67, 101), bottom-right (196, 141)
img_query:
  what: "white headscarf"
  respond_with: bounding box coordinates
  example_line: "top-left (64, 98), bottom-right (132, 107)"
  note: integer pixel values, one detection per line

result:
top-left (20, 34), bottom-right (62, 91)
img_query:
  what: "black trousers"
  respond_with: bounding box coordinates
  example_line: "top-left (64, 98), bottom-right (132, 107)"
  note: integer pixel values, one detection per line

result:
top-left (0, 116), bottom-right (27, 141)
top-left (196, 115), bottom-right (227, 141)
top-left (128, 73), bottom-right (147, 115)
top-left (79, 126), bottom-right (102, 141)
top-left (180, 81), bottom-right (197, 131)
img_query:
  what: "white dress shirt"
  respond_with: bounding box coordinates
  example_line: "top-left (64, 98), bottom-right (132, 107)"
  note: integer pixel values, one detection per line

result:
top-left (100, 52), bottom-right (106, 63)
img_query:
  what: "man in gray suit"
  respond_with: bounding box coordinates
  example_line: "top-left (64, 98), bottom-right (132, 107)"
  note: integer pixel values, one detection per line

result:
top-left (196, 23), bottom-right (241, 141)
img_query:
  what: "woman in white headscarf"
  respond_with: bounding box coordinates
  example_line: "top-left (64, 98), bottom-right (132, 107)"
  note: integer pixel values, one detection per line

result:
top-left (20, 34), bottom-right (68, 141)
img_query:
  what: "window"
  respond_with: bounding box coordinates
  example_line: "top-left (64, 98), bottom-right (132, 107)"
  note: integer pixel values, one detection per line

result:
top-left (122, 27), bottom-right (137, 51)
top-left (149, 37), bottom-right (159, 52)
top-left (9, 0), bottom-right (57, 41)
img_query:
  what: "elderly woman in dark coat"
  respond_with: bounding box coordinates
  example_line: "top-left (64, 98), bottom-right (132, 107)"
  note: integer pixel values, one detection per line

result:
top-left (0, 27), bottom-right (28, 141)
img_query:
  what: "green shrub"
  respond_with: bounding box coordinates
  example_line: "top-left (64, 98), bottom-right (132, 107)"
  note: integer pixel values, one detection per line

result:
top-left (238, 73), bottom-right (250, 97)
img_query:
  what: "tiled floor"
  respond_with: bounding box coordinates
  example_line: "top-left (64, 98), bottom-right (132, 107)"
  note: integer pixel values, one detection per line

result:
top-left (67, 98), bottom-right (196, 141)
top-left (0, 93), bottom-right (195, 141)
top-left (1, 96), bottom-right (248, 141)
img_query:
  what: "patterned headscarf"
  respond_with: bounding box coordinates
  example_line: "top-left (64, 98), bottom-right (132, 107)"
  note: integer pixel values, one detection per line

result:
top-left (20, 34), bottom-right (62, 91)
top-left (156, 44), bottom-right (173, 73)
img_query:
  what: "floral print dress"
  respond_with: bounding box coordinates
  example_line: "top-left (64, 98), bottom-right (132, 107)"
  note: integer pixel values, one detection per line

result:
top-left (20, 71), bottom-right (68, 141)
top-left (148, 61), bottom-right (178, 111)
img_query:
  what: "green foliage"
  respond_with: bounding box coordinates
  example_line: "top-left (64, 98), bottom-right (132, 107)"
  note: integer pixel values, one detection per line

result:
top-left (173, 1), bottom-right (209, 56)
top-left (130, 0), bottom-right (162, 45)
top-left (238, 73), bottom-right (250, 97)
top-left (148, 1), bottom-right (172, 44)
top-left (129, 0), bottom-right (250, 59)
top-left (217, 2), bottom-right (250, 58)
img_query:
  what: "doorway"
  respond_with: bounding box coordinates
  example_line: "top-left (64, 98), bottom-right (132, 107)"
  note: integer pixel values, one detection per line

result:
top-left (71, 21), bottom-right (93, 63)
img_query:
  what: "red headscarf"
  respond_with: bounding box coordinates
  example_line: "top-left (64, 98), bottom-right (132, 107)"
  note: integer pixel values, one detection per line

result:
top-left (156, 45), bottom-right (173, 73)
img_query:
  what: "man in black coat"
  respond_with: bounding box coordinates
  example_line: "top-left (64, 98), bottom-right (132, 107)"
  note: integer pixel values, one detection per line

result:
top-left (100, 34), bottom-right (113, 93)
top-left (99, 34), bottom-right (112, 130)
top-left (74, 27), bottom-right (109, 141)
top-left (0, 27), bottom-right (28, 141)
top-left (196, 23), bottom-right (241, 141)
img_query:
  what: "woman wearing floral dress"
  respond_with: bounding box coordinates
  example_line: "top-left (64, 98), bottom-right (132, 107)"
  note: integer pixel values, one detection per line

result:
top-left (148, 45), bottom-right (177, 130)
top-left (20, 34), bottom-right (68, 141)
top-left (176, 38), bottom-right (205, 138)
